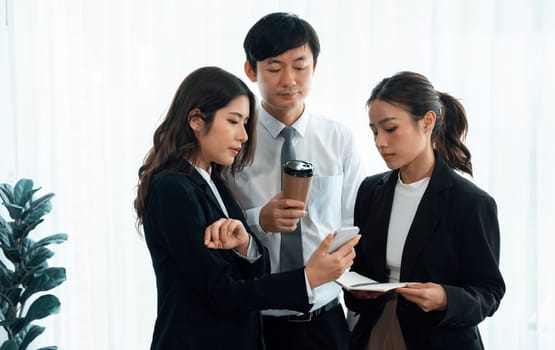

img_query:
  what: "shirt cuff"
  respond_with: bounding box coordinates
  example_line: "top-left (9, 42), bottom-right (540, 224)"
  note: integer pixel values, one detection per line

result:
top-left (304, 269), bottom-right (316, 304)
top-left (233, 235), bottom-right (262, 263)
top-left (245, 206), bottom-right (274, 238)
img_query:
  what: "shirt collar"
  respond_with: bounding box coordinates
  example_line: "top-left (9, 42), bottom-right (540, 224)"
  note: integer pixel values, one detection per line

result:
top-left (258, 104), bottom-right (310, 139)
top-left (189, 161), bottom-right (212, 182)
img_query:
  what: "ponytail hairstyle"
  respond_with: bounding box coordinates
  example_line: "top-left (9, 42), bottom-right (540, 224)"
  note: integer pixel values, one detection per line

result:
top-left (367, 71), bottom-right (472, 176)
top-left (134, 66), bottom-right (258, 227)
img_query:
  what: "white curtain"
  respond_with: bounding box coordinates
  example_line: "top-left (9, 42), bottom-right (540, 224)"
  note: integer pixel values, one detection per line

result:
top-left (1, 0), bottom-right (553, 348)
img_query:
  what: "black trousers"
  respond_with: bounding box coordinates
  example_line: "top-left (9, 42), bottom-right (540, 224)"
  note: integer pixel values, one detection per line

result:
top-left (262, 304), bottom-right (351, 350)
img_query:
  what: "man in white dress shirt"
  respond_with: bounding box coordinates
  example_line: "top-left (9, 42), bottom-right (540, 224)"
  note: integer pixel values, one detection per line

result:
top-left (225, 12), bottom-right (366, 350)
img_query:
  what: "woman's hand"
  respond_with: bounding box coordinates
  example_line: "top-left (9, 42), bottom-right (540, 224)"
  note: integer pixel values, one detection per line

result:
top-left (395, 282), bottom-right (447, 312)
top-left (204, 218), bottom-right (250, 255)
top-left (305, 233), bottom-right (361, 289)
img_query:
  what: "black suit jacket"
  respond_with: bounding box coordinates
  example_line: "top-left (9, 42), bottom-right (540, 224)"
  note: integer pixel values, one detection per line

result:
top-left (143, 161), bottom-right (310, 350)
top-left (345, 156), bottom-right (505, 350)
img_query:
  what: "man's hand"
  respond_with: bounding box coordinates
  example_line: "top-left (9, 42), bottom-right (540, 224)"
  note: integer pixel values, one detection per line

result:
top-left (305, 233), bottom-right (361, 289)
top-left (204, 218), bottom-right (250, 256)
top-left (259, 192), bottom-right (307, 232)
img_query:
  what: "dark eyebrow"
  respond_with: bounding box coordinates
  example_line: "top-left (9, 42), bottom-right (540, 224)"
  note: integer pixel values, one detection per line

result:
top-left (228, 112), bottom-right (245, 118)
top-left (369, 117), bottom-right (396, 127)
top-left (266, 56), bottom-right (308, 65)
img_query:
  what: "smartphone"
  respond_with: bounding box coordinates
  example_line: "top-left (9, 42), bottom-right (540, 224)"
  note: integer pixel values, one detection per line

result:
top-left (327, 226), bottom-right (360, 253)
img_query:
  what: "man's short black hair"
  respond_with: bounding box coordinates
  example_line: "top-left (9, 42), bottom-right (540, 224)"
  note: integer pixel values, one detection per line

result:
top-left (243, 12), bottom-right (320, 73)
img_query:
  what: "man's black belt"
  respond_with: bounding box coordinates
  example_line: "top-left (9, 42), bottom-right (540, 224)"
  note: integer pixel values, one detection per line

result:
top-left (265, 298), bottom-right (340, 323)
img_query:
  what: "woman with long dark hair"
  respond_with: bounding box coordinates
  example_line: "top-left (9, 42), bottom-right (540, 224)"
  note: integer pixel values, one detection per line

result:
top-left (345, 71), bottom-right (505, 350)
top-left (135, 66), bottom-right (358, 350)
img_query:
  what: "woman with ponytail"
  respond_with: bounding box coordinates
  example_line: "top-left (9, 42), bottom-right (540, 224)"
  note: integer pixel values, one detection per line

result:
top-left (134, 66), bottom-right (358, 350)
top-left (344, 71), bottom-right (505, 350)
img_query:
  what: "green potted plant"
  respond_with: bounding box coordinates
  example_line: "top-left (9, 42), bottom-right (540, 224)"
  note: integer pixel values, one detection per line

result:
top-left (0, 179), bottom-right (67, 350)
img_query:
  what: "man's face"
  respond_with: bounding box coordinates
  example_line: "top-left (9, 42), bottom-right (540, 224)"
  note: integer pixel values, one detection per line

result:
top-left (245, 44), bottom-right (315, 121)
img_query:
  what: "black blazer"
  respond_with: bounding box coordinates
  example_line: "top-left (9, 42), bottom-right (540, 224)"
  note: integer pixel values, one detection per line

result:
top-left (345, 156), bottom-right (505, 350)
top-left (143, 161), bottom-right (310, 350)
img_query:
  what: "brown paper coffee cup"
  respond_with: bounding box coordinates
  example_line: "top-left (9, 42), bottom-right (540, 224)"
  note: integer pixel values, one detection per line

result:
top-left (282, 160), bottom-right (314, 208)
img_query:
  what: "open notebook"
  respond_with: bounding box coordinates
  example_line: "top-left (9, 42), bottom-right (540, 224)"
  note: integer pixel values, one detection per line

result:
top-left (336, 271), bottom-right (407, 292)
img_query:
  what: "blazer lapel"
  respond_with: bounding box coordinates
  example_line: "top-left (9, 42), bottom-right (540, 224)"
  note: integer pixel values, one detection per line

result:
top-left (400, 157), bottom-right (452, 281)
top-left (182, 161), bottom-right (228, 218)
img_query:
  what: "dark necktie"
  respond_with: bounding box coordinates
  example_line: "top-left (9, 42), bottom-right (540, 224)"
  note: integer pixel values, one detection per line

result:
top-left (279, 127), bottom-right (304, 271)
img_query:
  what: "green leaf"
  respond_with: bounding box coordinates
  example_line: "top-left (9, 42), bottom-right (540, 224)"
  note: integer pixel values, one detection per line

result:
top-left (0, 340), bottom-right (18, 350)
top-left (25, 246), bottom-right (54, 268)
top-left (21, 267), bottom-right (66, 301)
top-left (0, 259), bottom-right (12, 286)
top-left (0, 301), bottom-right (11, 322)
top-left (8, 222), bottom-right (22, 242)
top-left (23, 188), bottom-right (41, 207)
top-left (5, 317), bottom-right (26, 336)
top-left (14, 219), bottom-right (43, 241)
top-left (29, 193), bottom-right (55, 213)
top-left (24, 294), bottom-right (60, 323)
top-left (25, 234), bottom-right (68, 255)
top-left (37, 347), bottom-right (58, 350)
top-left (3, 203), bottom-right (23, 220)
top-left (0, 183), bottom-right (15, 203)
top-left (21, 206), bottom-right (52, 228)
top-left (11, 263), bottom-right (39, 288)
top-left (1, 245), bottom-right (21, 264)
top-left (19, 325), bottom-right (45, 350)
top-left (21, 236), bottom-right (34, 251)
top-left (0, 214), bottom-right (12, 241)
top-left (0, 317), bottom-right (16, 327)
top-left (0, 288), bottom-right (17, 316)
top-left (5, 288), bottom-right (22, 309)
top-left (21, 193), bottom-right (54, 225)
top-left (0, 215), bottom-right (12, 234)
top-left (14, 179), bottom-right (34, 206)
top-left (19, 234), bottom-right (67, 279)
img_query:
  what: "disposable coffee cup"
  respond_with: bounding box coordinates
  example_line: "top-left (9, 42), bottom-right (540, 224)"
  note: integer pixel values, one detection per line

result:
top-left (282, 160), bottom-right (314, 208)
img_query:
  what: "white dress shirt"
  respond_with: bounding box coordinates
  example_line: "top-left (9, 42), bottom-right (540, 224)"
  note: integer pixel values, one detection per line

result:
top-left (386, 174), bottom-right (430, 282)
top-left (225, 105), bottom-right (366, 315)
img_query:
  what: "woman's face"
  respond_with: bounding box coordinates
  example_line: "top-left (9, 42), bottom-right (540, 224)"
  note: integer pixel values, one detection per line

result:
top-left (193, 95), bottom-right (250, 170)
top-left (368, 99), bottom-right (431, 172)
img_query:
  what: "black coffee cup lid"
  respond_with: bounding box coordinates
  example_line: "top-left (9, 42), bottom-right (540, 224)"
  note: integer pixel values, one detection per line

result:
top-left (283, 160), bottom-right (314, 177)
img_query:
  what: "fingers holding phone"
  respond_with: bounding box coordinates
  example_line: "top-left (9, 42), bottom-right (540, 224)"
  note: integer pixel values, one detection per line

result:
top-left (305, 227), bottom-right (361, 288)
top-left (328, 226), bottom-right (360, 253)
